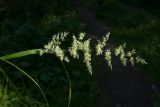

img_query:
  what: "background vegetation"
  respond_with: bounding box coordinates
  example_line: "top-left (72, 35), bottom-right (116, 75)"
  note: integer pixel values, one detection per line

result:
top-left (0, 0), bottom-right (160, 106)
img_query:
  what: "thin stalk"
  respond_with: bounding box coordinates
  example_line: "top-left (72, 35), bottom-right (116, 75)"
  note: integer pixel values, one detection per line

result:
top-left (61, 61), bottom-right (72, 107)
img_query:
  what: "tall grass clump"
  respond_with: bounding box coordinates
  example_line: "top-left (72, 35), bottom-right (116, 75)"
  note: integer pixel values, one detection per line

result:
top-left (0, 32), bottom-right (147, 107)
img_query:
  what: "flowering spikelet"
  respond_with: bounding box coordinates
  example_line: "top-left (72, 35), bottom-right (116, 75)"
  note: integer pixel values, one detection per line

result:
top-left (69, 36), bottom-right (80, 59)
top-left (69, 33), bottom-right (92, 75)
top-left (115, 43), bottom-right (127, 66)
top-left (104, 49), bottom-right (112, 69)
top-left (127, 49), bottom-right (136, 65)
top-left (79, 32), bottom-right (85, 40)
top-left (96, 32), bottom-right (110, 55)
top-left (83, 39), bottom-right (92, 74)
top-left (136, 56), bottom-right (147, 64)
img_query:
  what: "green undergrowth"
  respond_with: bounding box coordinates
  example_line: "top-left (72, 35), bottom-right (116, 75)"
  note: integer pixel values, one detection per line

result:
top-left (0, 68), bottom-right (46, 107)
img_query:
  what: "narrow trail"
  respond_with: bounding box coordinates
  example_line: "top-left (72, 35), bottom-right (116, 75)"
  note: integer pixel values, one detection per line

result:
top-left (74, 0), bottom-right (153, 107)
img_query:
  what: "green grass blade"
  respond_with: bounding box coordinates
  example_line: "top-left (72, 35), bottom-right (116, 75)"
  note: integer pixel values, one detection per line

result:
top-left (0, 49), bottom-right (41, 60)
top-left (0, 59), bottom-right (49, 107)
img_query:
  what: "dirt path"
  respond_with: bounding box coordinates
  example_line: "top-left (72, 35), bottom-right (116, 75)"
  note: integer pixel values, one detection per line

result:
top-left (74, 0), bottom-right (153, 107)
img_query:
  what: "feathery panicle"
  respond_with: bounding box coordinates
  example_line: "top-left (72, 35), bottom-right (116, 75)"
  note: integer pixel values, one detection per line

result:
top-left (40, 32), bottom-right (147, 75)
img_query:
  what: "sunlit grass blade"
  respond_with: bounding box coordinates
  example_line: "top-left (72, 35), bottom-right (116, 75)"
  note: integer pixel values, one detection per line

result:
top-left (0, 49), bottom-right (41, 60)
top-left (0, 59), bottom-right (49, 107)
